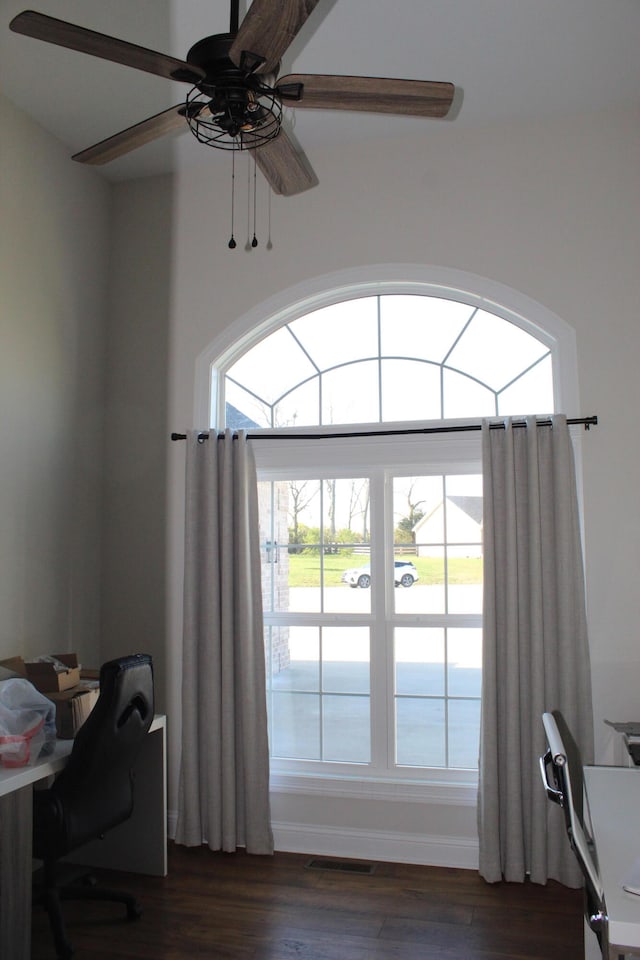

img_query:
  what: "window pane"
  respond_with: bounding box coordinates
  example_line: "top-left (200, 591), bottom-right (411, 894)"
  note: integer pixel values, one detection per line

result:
top-left (447, 628), bottom-right (482, 698)
top-left (271, 692), bottom-right (320, 759)
top-left (268, 627), bottom-right (320, 759)
top-left (267, 624), bottom-right (290, 677)
top-left (268, 626), bottom-right (319, 692)
top-left (394, 476), bottom-right (447, 614)
top-left (227, 326), bottom-right (316, 404)
top-left (381, 359), bottom-right (441, 422)
top-left (258, 481), bottom-right (290, 613)
top-left (273, 378), bottom-right (319, 429)
top-left (447, 546), bottom-right (483, 614)
top-left (324, 478), bottom-right (371, 614)
top-left (322, 361), bottom-right (380, 425)
top-left (226, 380), bottom-right (272, 428)
top-left (444, 475), bottom-right (483, 615)
top-left (290, 298), bottom-right (378, 370)
top-left (396, 698), bottom-right (445, 767)
top-left (394, 625), bottom-right (481, 769)
top-left (380, 296), bottom-right (473, 363)
top-left (323, 695), bottom-right (370, 762)
top-left (286, 480), bottom-right (322, 613)
top-left (322, 627), bottom-right (369, 694)
top-left (268, 626), bottom-right (371, 762)
top-left (448, 699), bottom-right (481, 769)
top-left (395, 628), bottom-right (444, 696)
top-left (261, 479), bottom-right (375, 615)
top-left (446, 309), bottom-right (548, 392)
top-left (442, 368), bottom-right (496, 419)
top-left (498, 353), bottom-right (553, 416)
top-left (336, 556), bottom-right (373, 613)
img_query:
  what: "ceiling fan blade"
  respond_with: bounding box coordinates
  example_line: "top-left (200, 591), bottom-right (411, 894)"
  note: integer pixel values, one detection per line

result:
top-left (248, 128), bottom-right (318, 196)
top-left (278, 74), bottom-right (456, 118)
top-left (9, 10), bottom-right (204, 84)
top-left (230, 0), bottom-right (321, 75)
top-left (72, 105), bottom-right (191, 165)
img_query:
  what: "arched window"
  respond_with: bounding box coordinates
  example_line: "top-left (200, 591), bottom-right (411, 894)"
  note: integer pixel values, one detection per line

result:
top-left (223, 294), bottom-right (554, 430)
top-left (206, 272), bottom-right (575, 786)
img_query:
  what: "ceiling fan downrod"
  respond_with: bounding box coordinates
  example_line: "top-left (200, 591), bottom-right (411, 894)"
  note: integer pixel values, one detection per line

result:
top-left (230, 0), bottom-right (240, 36)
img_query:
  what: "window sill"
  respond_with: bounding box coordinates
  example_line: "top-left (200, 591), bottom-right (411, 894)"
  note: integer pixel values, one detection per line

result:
top-left (269, 769), bottom-right (478, 807)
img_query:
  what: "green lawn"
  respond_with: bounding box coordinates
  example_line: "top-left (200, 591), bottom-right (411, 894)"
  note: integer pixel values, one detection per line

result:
top-left (287, 551), bottom-right (482, 587)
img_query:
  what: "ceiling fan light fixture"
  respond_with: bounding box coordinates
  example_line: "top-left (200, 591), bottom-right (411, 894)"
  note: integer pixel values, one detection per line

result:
top-left (185, 82), bottom-right (282, 151)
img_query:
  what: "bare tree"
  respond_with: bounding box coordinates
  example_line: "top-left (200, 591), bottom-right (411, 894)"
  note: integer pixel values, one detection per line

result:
top-left (396, 478), bottom-right (426, 543)
top-left (347, 480), bottom-right (370, 543)
top-left (288, 480), bottom-right (315, 547)
top-left (361, 484), bottom-right (370, 543)
top-left (325, 478), bottom-right (337, 542)
top-left (347, 480), bottom-right (360, 531)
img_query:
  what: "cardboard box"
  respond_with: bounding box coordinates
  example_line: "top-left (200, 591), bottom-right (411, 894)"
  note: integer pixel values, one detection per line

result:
top-left (24, 653), bottom-right (81, 692)
top-left (0, 656), bottom-right (28, 680)
top-left (47, 682), bottom-right (99, 739)
top-left (80, 667), bottom-right (100, 682)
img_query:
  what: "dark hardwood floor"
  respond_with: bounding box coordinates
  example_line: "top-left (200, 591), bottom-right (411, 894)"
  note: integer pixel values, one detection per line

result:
top-left (31, 843), bottom-right (584, 959)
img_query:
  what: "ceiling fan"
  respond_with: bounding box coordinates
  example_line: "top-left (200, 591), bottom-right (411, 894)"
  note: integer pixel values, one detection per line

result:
top-left (9, 1), bottom-right (456, 196)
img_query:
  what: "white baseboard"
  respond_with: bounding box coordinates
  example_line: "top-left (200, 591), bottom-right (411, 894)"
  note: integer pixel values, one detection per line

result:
top-left (167, 808), bottom-right (479, 870)
top-left (271, 820), bottom-right (479, 870)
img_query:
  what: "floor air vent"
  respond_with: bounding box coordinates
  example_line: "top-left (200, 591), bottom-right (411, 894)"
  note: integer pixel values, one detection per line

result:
top-left (305, 858), bottom-right (376, 875)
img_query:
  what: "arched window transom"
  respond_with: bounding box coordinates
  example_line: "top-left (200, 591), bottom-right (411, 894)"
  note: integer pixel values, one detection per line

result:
top-left (223, 294), bottom-right (554, 429)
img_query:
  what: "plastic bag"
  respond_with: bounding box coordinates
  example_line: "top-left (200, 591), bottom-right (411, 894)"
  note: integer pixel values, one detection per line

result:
top-left (0, 678), bottom-right (57, 767)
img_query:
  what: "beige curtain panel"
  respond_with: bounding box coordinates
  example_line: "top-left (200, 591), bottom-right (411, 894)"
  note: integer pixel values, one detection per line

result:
top-left (478, 415), bottom-right (593, 886)
top-left (175, 429), bottom-right (273, 855)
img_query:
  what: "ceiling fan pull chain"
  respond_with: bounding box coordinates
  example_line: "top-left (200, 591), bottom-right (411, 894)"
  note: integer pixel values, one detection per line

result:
top-left (245, 152), bottom-right (252, 250)
top-left (228, 148), bottom-right (237, 249)
top-left (252, 153), bottom-right (259, 248)
top-left (266, 186), bottom-right (273, 251)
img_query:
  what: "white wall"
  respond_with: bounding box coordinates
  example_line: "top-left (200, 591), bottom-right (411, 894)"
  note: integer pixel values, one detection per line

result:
top-left (100, 176), bottom-right (173, 712)
top-left (0, 92), bottom-right (109, 669)
top-left (164, 107), bottom-right (640, 862)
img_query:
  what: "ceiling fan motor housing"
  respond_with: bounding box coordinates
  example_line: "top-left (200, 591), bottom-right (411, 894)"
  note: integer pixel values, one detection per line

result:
top-left (184, 34), bottom-right (282, 146)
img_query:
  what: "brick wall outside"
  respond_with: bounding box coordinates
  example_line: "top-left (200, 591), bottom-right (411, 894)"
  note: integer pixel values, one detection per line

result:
top-left (258, 481), bottom-right (290, 673)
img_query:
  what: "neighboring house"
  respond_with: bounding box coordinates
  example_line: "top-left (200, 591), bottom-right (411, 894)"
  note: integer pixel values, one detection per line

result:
top-left (412, 496), bottom-right (483, 558)
top-left (225, 402), bottom-right (260, 432)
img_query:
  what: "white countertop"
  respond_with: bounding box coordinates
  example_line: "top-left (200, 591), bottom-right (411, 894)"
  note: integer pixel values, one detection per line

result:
top-left (0, 738), bottom-right (72, 798)
top-left (0, 714), bottom-right (165, 799)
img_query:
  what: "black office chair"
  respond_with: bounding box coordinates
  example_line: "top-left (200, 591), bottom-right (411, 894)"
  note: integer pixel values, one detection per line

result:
top-left (33, 653), bottom-right (154, 959)
top-left (539, 710), bottom-right (613, 959)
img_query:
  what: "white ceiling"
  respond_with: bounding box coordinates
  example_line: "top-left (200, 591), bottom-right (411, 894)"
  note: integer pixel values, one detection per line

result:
top-left (1, 0), bottom-right (639, 182)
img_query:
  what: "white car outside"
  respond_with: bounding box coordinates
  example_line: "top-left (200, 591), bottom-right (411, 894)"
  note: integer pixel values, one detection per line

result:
top-left (341, 560), bottom-right (419, 589)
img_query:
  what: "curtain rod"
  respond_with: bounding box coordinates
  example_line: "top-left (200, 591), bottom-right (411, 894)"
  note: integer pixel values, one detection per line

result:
top-left (170, 415), bottom-right (598, 442)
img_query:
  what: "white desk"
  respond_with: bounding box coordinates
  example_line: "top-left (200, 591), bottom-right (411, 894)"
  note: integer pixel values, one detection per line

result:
top-left (583, 765), bottom-right (640, 960)
top-left (0, 714), bottom-right (166, 960)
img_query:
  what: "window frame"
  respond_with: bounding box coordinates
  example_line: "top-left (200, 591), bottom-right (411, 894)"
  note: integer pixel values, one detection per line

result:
top-left (256, 428), bottom-right (483, 789)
